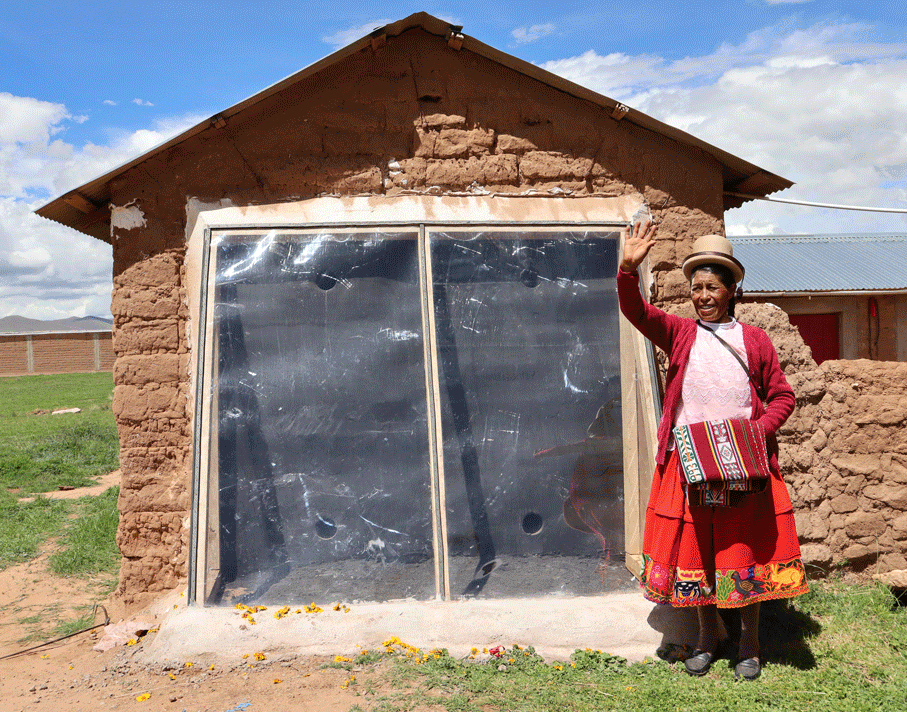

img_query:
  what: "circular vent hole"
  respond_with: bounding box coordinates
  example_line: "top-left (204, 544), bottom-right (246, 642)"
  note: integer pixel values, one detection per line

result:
top-left (314, 273), bottom-right (338, 291)
top-left (315, 516), bottom-right (338, 539)
top-left (521, 512), bottom-right (544, 535)
top-left (520, 268), bottom-right (540, 288)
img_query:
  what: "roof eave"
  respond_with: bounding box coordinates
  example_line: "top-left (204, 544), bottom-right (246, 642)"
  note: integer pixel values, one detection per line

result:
top-left (35, 11), bottom-right (792, 242)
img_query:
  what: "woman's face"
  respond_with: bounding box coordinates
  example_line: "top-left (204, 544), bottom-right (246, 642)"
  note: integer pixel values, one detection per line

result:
top-left (690, 268), bottom-right (734, 323)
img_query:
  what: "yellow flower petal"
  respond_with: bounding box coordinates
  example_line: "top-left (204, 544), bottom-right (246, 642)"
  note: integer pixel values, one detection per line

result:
top-left (136, 693), bottom-right (151, 702)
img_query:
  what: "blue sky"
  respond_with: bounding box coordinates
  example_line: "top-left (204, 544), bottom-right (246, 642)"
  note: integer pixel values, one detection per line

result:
top-left (2, 0), bottom-right (906, 318)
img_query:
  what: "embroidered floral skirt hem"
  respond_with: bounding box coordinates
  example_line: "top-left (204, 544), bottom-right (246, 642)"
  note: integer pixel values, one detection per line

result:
top-left (639, 450), bottom-right (809, 608)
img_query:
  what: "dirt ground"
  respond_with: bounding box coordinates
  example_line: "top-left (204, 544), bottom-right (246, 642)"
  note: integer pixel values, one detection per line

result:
top-left (0, 475), bottom-right (376, 712)
top-left (0, 562), bottom-right (379, 712)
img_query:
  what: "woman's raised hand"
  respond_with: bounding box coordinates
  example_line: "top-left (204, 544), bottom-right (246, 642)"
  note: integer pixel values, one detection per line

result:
top-left (620, 219), bottom-right (657, 273)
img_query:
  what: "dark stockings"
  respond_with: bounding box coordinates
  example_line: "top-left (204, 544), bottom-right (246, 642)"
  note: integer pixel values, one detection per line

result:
top-left (738, 601), bottom-right (761, 660)
top-left (696, 601), bottom-right (761, 660)
top-left (696, 604), bottom-right (723, 653)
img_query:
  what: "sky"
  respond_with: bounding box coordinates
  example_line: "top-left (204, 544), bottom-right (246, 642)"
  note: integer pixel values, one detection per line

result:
top-left (2, 0), bottom-right (906, 320)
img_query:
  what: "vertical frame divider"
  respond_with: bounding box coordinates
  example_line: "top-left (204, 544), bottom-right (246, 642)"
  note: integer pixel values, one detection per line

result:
top-left (618, 226), bottom-right (661, 576)
top-left (190, 228), bottom-right (214, 605)
top-left (618, 228), bottom-right (642, 574)
top-left (418, 224), bottom-right (451, 600)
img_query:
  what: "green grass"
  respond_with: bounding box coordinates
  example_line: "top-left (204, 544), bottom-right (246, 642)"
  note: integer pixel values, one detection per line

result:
top-left (0, 372), bottom-right (117, 493)
top-left (345, 581), bottom-right (907, 712)
top-left (0, 372), bottom-right (115, 418)
top-left (0, 489), bottom-right (70, 569)
top-left (48, 487), bottom-right (121, 578)
top-left (0, 373), bottom-right (120, 573)
top-left (53, 609), bottom-right (101, 639)
top-left (0, 486), bottom-right (122, 576)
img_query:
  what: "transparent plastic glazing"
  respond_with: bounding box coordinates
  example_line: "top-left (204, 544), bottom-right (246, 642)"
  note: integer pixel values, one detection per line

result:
top-left (431, 231), bottom-right (625, 597)
top-left (198, 227), bottom-right (629, 605)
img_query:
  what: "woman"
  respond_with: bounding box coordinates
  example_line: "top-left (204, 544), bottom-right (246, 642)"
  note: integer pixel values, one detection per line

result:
top-left (618, 220), bottom-right (808, 680)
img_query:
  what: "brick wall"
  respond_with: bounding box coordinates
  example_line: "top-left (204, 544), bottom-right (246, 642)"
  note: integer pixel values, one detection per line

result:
top-left (0, 332), bottom-right (114, 376)
top-left (0, 335), bottom-right (29, 375)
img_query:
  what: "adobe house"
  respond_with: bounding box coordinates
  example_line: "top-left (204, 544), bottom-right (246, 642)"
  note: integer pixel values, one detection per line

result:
top-left (729, 233), bottom-right (907, 363)
top-left (37, 13), bottom-right (802, 611)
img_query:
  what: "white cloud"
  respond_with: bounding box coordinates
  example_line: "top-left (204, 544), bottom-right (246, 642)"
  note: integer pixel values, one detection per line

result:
top-left (512, 23), bottom-right (556, 46)
top-left (8, 245), bottom-right (51, 270)
top-left (0, 98), bottom-right (203, 319)
top-left (0, 196), bottom-right (113, 319)
top-left (103, 99), bottom-right (117, 106)
top-left (322, 19), bottom-right (394, 50)
top-left (132, 98), bottom-right (154, 106)
top-left (0, 93), bottom-right (69, 145)
top-left (541, 21), bottom-right (907, 235)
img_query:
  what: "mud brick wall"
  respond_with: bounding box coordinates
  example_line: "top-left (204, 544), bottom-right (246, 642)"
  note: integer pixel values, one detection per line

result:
top-left (783, 360), bottom-right (907, 575)
top-left (104, 27), bottom-right (731, 606)
top-left (0, 332), bottom-right (114, 376)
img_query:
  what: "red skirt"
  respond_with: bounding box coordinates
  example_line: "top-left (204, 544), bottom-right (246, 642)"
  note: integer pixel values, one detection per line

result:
top-left (639, 449), bottom-right (809, 608)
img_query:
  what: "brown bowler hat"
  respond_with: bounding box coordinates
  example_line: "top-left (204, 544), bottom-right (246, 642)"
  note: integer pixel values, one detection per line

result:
top-left (681, 234), bottom-right (745, 284)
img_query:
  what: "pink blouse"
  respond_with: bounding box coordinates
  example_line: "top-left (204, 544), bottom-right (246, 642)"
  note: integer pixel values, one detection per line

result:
top-left (674, 318), bottom-right (752, 428)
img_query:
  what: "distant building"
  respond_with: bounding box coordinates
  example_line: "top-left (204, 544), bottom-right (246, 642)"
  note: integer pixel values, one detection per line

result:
top-left (730, 234), bottom-right (907, 363)
top-left (0, 316), bottom-right (114, 376)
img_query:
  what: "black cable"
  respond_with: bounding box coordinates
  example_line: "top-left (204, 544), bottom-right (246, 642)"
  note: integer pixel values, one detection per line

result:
top-left (0, 605), bottom-right (110, 660)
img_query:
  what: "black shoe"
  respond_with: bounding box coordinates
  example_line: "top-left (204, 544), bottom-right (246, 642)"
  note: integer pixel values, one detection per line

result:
top-left (734, 657), bottom-right (761, 681)
top-left (684, 649), bottom-right (716, 676)
top-left (684, 638), bottom-right (733, 677)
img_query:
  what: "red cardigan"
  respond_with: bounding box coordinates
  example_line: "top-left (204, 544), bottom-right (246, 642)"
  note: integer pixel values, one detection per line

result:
top-left (617, 269), bottom-right (795, 467)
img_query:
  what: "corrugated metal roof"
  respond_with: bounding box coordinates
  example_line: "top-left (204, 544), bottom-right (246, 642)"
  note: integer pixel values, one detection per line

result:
top-left (728, 233), bottom-right (907, 294)
top-left (35, 11), bottom-right (792, 243)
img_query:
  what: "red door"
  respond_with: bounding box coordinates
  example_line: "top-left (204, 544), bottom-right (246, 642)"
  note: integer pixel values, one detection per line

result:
top-left (788, 313), bottom-right (840, 364)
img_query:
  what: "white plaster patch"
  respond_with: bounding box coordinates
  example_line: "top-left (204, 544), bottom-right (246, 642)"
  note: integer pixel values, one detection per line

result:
top-left (110, 202), bottom-right (147, 231)
top-left (185, 197), bottom-right (235, 233)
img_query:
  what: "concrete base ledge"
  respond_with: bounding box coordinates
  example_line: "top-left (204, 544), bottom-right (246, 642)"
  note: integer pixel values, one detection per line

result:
top-left (139, 593), bottom-right (699, 665)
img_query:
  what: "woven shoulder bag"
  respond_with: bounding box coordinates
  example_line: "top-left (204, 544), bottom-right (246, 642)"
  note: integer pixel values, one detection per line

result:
top-left (673, 323), bottom-right (771, 507)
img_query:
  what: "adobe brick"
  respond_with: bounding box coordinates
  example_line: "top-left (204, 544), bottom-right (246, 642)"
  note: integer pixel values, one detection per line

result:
top-left (113, 384), bottom-right (184, 422)
top-left (420, 113), bottom-right (466, 129)
top-left (111, 286), bottom-right (181, 320)
top-left (118, 482), bottom-right (190, 514)
top-left (115, 252), bottom-right (181, 289)
top-left (519, 151), bottom-right (592, 181)
top-left (114, 353), bottom-right (184, 386)
top-left (113, 320), bottom-right (181, 355)
top-left (495, 134), bottom-right (536, 155)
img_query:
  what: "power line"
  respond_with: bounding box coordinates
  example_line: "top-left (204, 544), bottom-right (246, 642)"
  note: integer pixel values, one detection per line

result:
top-left (726, 192), bottom-right (907, 214)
